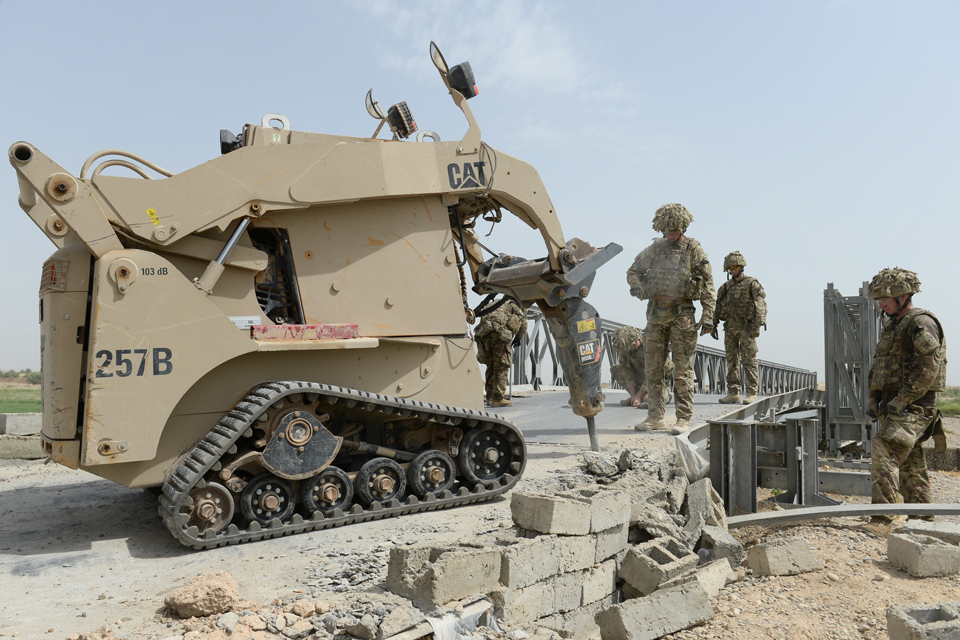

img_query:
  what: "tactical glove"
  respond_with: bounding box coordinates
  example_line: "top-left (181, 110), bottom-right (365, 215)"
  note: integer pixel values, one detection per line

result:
top-left (750, 329), bottom-right (761, 338)
top-left (629, 287), bottom-right (644, 299)
top-left (710, 326), bottom-right (719, 340)
top-left (699, 322), bottom-right (714, 337)
top-left (867, 398), bottom-right (880, 420)
top-left (887, 397), bottom-right (909, 416)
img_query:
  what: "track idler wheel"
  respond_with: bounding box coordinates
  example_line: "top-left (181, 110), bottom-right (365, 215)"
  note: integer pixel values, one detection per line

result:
top-left (241, 474), bottom-right (296, 525)
top-left (301, 466), bottom-right (354, 515)
top-left (355, 457), bottom-right (407, 506)
top-left (408, 450), bottom-right (456, 498)
top-left (458, 426), bottom-right (520, 487)
top-left (185, 483), bottom-right (235, 535)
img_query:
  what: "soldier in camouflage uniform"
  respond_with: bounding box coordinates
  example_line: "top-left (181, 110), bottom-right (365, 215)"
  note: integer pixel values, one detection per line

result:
top-left (864, 268), bottom-right (948, 537)
top-left (626, 204), bottom-right (716, 434)
top-left (712, 251), bottom-right (767, 405)
top-left (610, 325), bottom-right (674, 408)
top-left (475, 298), bottom-right (527, 408)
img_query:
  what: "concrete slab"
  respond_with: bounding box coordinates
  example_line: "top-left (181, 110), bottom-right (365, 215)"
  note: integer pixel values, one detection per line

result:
top-left (902, 520), bottom-right (960, 545)
top-left (0, 435), bottom-right (43, 460)
top-left (0, 413), bottom-right (42, 436)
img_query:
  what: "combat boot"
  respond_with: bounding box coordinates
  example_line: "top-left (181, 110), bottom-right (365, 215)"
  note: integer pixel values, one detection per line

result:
top-left (742, 394), bottom-right (758, 404)
top-left (619, 397), bottom-right (632, 406)
top-left (719, 392), bottom-right (741, 404)
top-left (863, 518), bottom-right (893, 538)
top-left (488, 398), bottom-right (514, 408)
top-left (670, 419), bottom-right (691, 435)
top-left (635, 415), bottom-right (666, 431)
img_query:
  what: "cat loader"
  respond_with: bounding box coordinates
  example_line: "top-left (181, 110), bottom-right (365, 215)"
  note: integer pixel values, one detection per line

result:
top-left (9, 43), bottom-right (621, 548)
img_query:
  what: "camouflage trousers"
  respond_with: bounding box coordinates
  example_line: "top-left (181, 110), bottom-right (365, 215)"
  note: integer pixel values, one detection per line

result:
top-left (479, 335), bottom-right (512, 401)
top-left (611, 359), bottom-right (674, 397)
top-left (723, 322), bottom-right (759, 395)
top-left (644, 302), bottom-right (698, 421)
top-left (871, 409), bottom-right (933, 524)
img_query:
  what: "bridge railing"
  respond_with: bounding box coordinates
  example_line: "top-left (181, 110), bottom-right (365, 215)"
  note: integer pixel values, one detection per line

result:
top-left (512, 309), bottom-right (817, 396)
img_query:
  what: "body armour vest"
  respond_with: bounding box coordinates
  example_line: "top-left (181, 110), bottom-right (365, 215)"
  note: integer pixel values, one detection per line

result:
top-left (869, 308), bottom-right (947, 392)
top-left (635, 238), bottom-right (704, 301)
top-left (716, 276), bottom-right (765, 323)
top-left (476, 302), bottom-right (525, 343)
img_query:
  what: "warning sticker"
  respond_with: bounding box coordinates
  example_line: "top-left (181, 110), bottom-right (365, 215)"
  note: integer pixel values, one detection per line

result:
top-left (577, 338), bottom-right (601, 365)
top-left (576, 318), bottom-right (596, 333)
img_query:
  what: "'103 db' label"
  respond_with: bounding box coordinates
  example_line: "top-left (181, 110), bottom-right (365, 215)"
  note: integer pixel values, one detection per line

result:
top-left (95, 348), bottom-right (173, 377)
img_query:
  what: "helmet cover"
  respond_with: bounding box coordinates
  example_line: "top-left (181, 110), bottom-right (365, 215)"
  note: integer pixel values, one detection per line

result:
top-left (868, 267), bottom-right (921, 299)
top-left (723, 251), bottom-right (747, 271)
top-left (652, 203), bottom-right (694, 233)
top-left (611, 325), bottom-right (642, 352)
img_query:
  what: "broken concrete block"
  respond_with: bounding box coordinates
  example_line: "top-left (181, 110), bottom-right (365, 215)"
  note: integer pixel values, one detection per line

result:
top-left (886, 602), bottom-right (960, 640)
top-left (511, 491), bottom-right (591, 535)
top-left (560, 487), bottom-right (631, 533)
top-left (888, 533), bottom-right (960, 578)
top-left (698, 525), bottom-right (745, 570)
top-left (665, 474), bottom-right (688, 514)
top-left (540, 596), bottom-right (615, 640)
top-left (901, 520), bottom-right (960, 546)
top-left (746, 537), bottom-right (822, 576)
top-left (595, 583), bottom-right (714, 640)
top-left (489, 569), bottom-right (584, 625)
top-left (583, 451), bottom-right (621, 477)
top-left (685, 477), bottom-right (726, 530)
top-left (0, 413), bottom-right (41, 436)
top-left (385, 543), bottom-right (501, 605)
top-left (595, 522), bottom-right (629, 563)
top-left (582, 559), bottom-right (617, 607)
top-left (619, 537), bottom-right (700, 595)
top-left (559, 534), bottom-right (596, 574)
top-left (498, 534), bottom-right (561, 589)
top-left (660, 559), bottom-right (736, 599)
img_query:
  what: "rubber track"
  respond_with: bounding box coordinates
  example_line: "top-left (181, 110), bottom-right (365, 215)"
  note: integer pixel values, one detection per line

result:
top-left (158, 381), bottom-right (526, 549)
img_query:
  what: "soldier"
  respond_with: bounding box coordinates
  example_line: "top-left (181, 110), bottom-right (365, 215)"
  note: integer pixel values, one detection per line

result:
top-left (712, 251), bottom-right (767, 405)
top-left (864, 268), bottom-right (948, 537)
top-left (475, 298), bottom-right (527, 408)
top-left (610, 325), bottom-right (674, 408)
top-left (626, 203), bottom-right (716, 434)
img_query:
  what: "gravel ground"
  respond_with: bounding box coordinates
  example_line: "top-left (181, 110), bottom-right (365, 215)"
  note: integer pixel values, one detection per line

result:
top-left (0, 415), bottom-right (958, 640)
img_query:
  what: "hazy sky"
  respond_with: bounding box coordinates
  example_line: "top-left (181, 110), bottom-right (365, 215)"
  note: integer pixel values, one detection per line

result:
top-left (2, 1), bottom-right (958, 384)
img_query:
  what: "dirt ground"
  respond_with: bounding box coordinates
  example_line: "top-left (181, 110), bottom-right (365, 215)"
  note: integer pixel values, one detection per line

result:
top-left (0, 417), bottom-right (958, 640)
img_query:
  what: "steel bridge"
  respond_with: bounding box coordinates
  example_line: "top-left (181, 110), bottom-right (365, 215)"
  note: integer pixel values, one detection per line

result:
top-left (511, 309), bottom-right (817, 396)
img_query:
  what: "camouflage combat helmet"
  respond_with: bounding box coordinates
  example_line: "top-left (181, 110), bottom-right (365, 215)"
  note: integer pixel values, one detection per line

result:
top-left (652, 203), bottom-right (694, 233)
top-left (723, 251), bottom-right (747, 272)
top-left (611, 325), bottom-right (642, 352)
top-left (868, 267), bottom-right (921, 299)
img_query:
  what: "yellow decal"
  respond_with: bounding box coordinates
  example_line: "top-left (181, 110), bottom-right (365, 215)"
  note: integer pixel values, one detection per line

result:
top-left (146, 208), bottom-right (161, 226)
top-left (577, 319), bottom-right (596, 333)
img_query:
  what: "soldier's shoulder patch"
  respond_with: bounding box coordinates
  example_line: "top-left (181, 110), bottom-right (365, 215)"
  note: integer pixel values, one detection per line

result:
top-left (912, 315), bottom-right (942, 355)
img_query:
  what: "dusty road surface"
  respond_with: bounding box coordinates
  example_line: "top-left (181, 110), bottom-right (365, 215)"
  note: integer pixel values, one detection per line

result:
top-left (1, 398), bottom-right (959, 640)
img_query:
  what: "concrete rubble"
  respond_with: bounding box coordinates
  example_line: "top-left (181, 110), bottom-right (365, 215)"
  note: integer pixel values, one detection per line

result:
top-left (385, 447), bottom-right (746, 639)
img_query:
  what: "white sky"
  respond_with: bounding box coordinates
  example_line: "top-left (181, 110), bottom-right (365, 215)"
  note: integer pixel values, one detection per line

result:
top-left (1, 1), bottom-right (957, 384)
